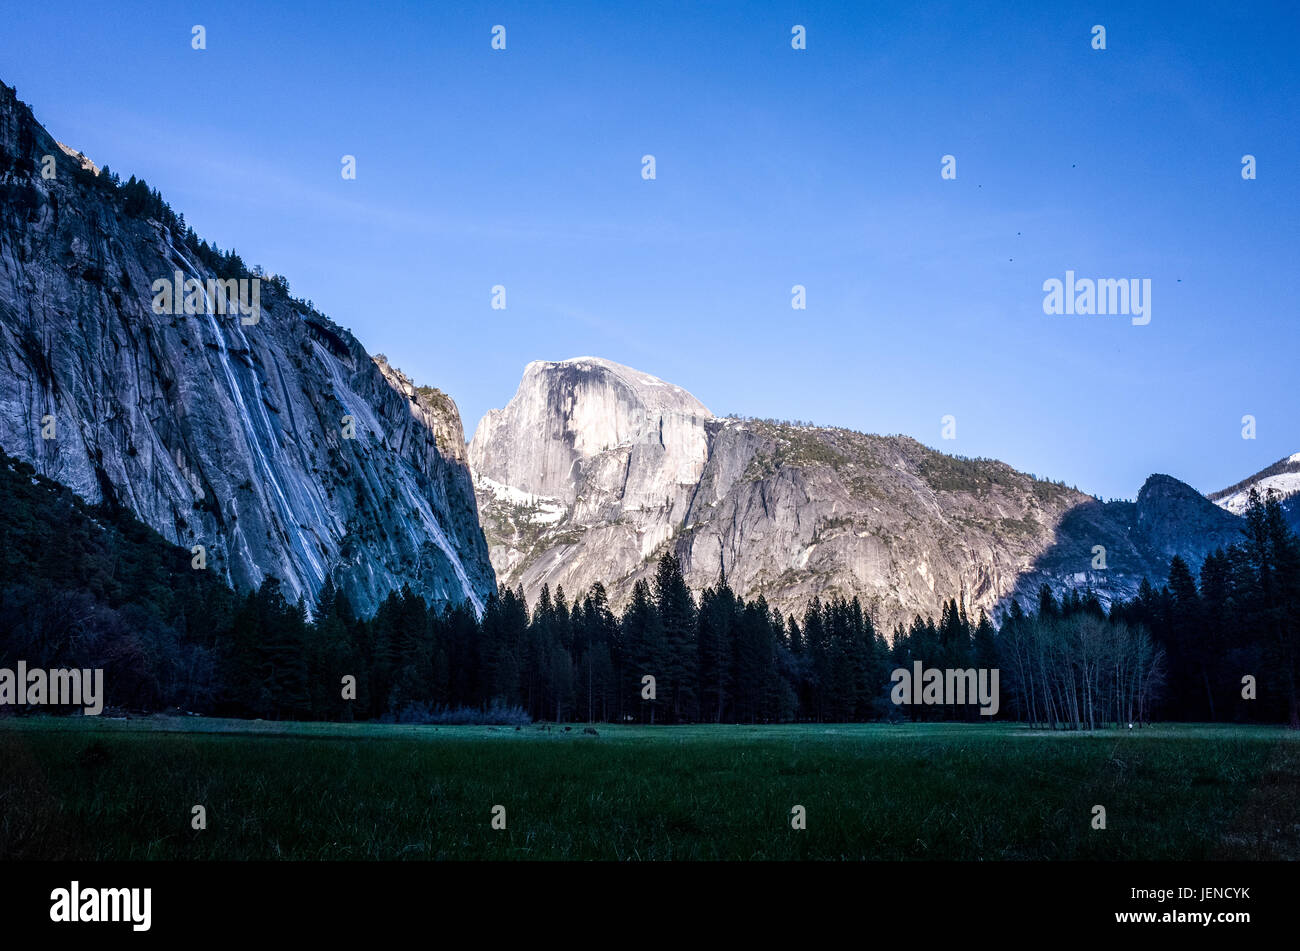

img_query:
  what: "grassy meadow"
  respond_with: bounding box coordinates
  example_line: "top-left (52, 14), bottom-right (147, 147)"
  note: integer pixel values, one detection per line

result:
top-left (1, 717), bottom-right (1296, 860)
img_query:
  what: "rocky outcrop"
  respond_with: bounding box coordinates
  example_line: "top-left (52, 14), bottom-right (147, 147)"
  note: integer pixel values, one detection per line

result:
top-left (471, 357), bottom-right (1246, 630)
top-left (470, 357), bottom-right (713, 589)
top-left (0, 81), bottom-right (495, 617)
top-left (1137, 474), bottom-right (1243, 561)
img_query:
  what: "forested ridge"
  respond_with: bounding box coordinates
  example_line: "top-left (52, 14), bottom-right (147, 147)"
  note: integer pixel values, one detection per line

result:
top-left (1, 447), bottom-right (1296, 727)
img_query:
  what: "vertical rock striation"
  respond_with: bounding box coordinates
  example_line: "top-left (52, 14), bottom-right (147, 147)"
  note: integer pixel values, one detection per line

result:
top-left (0, 82), bottom-right (495, 617)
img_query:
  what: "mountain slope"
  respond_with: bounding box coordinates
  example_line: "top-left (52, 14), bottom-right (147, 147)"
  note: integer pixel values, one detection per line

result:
top-left (1210, 452), bottom-right (1300, 534)
top-left (0, 81), bottom-right (494, 616)
top-left (471, 357), bottom-right (1244, 629)
top-left (0, 445), bottom-right (234, 711)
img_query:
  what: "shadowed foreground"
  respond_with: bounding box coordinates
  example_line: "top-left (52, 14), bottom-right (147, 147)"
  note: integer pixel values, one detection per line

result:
top-left (1, 718), bottom-right (1296, 860)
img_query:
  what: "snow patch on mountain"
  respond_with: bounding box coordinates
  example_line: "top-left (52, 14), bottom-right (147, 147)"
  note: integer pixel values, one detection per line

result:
top-left (1210, 453), bottom-right (1300, 515)
top-left (1215, 473), bottom-right (1300, 514)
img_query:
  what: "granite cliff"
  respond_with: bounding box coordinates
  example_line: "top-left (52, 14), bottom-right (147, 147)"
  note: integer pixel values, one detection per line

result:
top-left (0, 82), bottom-right (495, 616)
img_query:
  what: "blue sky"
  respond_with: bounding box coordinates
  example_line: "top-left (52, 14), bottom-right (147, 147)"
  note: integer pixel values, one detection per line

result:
top-left (3, 0), bottom-right (1296, 500)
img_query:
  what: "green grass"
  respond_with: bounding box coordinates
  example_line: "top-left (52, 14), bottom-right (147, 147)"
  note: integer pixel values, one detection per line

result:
top-left (1, 718), bottom-right (1296, 860)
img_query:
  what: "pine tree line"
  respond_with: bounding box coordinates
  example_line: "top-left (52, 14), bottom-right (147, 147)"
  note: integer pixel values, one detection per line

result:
top-left (3, 440), bottom-right (1297, 727)
top-left (200, 488), bottom-right (1300, 728)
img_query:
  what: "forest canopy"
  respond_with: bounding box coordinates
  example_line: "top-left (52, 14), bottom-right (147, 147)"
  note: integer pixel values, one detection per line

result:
top-left (0, 446), bottom-right (1296, 727)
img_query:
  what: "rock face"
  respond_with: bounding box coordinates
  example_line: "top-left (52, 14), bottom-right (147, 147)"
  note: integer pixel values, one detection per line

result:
top-left (1136, 474), bottom-right (1245, 561)
top-left (0, 82), bottom-right (494, 617)
top-left (471, 357), bottom-right (1245, 630)
top-left (470, 357), bottom-right (713, 588)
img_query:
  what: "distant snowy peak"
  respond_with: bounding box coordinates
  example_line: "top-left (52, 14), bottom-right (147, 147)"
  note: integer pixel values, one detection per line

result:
top-left (1210, 453), bottom-right (1300, 515)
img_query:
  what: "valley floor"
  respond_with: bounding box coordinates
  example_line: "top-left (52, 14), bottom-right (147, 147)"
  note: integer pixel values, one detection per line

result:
top-left (1, 718), bottom-right (1296, 860)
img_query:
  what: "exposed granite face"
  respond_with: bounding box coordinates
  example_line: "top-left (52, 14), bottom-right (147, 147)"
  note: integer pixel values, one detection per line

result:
top-left (471, 357), bottom-right (713, 504)
top-left (472, 358), bottom-right (1245, 630)
top-left (0, 82), bottom-right (495, 617)
top-left (470, 357), bottom-right (712, 602)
